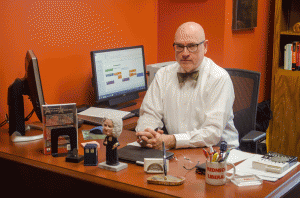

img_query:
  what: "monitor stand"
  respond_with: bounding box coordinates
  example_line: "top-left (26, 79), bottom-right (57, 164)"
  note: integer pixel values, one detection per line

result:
top-left (110, 101), bottom-right (137, 110)
top-left (97, 92), bottom-right (139, 110)
top-left (8, 78), bottom-right (44, 142)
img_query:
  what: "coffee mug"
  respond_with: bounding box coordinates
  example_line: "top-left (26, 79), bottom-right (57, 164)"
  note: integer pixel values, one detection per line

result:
top-left (205, 160), bottom-right (236, 186)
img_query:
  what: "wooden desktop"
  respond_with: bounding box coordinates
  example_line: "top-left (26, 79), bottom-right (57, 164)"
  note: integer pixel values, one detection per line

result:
top-left (0, 94), bottom-right (299, 197)
top-left (0, 122), bottom-right (299, 197)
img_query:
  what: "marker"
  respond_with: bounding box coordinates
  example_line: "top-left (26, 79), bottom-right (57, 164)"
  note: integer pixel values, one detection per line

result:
top-left (212, 152), bottom-right (219, 162)
top-left (220, 141), bottom-right (227, 158)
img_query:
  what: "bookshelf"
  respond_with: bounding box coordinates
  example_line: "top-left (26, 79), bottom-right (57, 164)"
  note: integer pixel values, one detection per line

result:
top-left (269, 0), bottom-right (300, 159)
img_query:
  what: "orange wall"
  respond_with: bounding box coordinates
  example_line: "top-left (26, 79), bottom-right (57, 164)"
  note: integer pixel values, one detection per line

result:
top-left (157, 0), bottom-right (225, 66)
top-left (0, 0), bottom-right (273, 128)
top-left (158, 0), bottom-right (273, 103)
top-left (0, 0), bottom-right (158, 125)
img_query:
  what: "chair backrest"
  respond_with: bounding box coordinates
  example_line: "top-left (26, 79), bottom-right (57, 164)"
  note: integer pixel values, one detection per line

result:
top-left (225, 68), bottom-right (261, 142)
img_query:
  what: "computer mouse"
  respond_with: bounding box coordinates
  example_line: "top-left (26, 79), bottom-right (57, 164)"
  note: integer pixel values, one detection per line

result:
top-left (90, 126), bottom-right (103, 134)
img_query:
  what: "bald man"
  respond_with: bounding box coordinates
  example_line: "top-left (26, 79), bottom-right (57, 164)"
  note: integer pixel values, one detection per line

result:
top-left (136, 22), bottom-right (239, 150)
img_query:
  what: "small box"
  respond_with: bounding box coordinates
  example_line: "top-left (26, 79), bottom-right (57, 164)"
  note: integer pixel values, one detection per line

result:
top-left (84, 144), bottom-right (98, 166)
top-left (231, 175), bottom-right (262, 187)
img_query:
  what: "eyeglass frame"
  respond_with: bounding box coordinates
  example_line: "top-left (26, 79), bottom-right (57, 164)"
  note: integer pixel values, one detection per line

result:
top-left (173, 40), bottom-right (206, 52)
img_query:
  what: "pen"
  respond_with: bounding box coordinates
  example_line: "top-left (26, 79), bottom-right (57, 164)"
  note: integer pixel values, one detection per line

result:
top-left (162, 141), bottom-right (167, 179)
top-left (203, 148), bottom-right (209, 159)
top-left (223, 150), bottom-right (230, 161)
top-left (209, 146), bottom-right (214, 154)
top-left (219, 149), bottom-right (230, 162)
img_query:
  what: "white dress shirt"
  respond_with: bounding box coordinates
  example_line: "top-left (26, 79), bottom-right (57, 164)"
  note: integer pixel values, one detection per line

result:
top-left (136, 57), bottom-right (239, 148)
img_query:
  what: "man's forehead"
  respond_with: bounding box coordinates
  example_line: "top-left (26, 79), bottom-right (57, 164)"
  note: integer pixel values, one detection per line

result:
top-left (174, 29), bottom-right (201, 43)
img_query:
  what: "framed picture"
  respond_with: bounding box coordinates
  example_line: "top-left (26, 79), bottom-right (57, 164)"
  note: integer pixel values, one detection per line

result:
top-left (232, 0), bottom-right (258, 30)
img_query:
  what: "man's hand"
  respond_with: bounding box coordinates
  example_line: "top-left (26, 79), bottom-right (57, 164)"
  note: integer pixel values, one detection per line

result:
top-left (136, 128), bottom-right (176, 150)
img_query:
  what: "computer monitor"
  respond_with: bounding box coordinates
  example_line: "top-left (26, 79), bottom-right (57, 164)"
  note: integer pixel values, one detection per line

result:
top-left (7, 50), bottom-right (45, 137)
top-left (90, 45), bottom-right (147, 109)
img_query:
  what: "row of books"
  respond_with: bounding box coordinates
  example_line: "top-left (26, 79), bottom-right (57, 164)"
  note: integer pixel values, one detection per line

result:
top-left (284, 42), bottom-right (300, 71)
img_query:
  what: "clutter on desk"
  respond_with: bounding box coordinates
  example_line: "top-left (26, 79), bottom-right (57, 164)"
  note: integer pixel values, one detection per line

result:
top-left (78, 107), bottom-right (130, 125)
top-left (252, 152), bottom-right (298, 174)
top-left (205, 160), bottom-right (236, 186)
top-left (82, 129), bottom-right (106, 140)
top-left (231, 175), bottom-right (262, 187)
top-left (51, 127), bottom-right (78, 158)
top-left (144, 158), bottom-right (169, 173)
top-left (203, 141), bottom-right (231, 163)
top-left (66, 148), bottom-right (84, 163)
top-left (81, 141), bottom-right (100, 149)
top-left (98, 117), bottom-right (128, 172)
top-left (84, 143), bottom-right (98, 166)
top-left (227, 152), bottom-right (300, 182)
top-left (42, 103), bottom-right (77, 155)
top-left (147, 142), bottom-right (185, 186)
top-left (147, 175), bottom-right (185, 186)
top-left (90, 126), bottom-right (103, 134)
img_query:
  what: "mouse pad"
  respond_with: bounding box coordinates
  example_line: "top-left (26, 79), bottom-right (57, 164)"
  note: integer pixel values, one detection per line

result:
top-left (82, 130), bottom-right (106, 140)
top-left (118, 145), bottom-right (174, 164)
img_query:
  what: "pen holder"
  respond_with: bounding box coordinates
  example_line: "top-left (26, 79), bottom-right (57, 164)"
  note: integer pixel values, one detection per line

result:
top-left (205, 160), bottom-right (236, 186)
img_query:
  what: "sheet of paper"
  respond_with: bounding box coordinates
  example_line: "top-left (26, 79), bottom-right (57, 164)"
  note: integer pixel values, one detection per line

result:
top-left (127, 141), bottom-right (141, 147)
top-left (226, 149), bottom-right (256, 164)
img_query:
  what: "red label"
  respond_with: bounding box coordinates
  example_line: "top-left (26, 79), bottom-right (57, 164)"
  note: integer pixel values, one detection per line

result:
top-left (207, 167), bottom-right (226, 172)
top-left (207, 174), bottom-right (225, 179)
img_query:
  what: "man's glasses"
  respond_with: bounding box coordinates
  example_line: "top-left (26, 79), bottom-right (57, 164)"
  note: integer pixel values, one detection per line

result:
top-left (173, 40), bottom-right (205, 52)
top-left (172, 154), bottom-right (200, 170)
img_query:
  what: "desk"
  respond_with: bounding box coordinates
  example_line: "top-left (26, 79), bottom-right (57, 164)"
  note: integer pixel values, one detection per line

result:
top-left (0, 126), bottom-right (299, 197)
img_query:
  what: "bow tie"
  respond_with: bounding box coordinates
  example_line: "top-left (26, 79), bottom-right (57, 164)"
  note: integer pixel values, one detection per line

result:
top-left (177, 71), bottom-right (199, 84)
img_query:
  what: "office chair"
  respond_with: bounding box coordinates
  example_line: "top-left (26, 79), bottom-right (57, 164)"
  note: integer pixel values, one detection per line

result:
top-left (225, 68), bottom-right (266, 154)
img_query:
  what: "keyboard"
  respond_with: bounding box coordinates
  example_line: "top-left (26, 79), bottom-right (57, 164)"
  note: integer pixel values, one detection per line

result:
top-left (122, 109), bottom-right (140, 120)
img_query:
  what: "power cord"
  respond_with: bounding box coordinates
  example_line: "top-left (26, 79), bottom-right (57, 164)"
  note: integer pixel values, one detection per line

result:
top-left (0, 108), bottom-right (34, 128)
top-left (0, 114), bottom-right (9, 127)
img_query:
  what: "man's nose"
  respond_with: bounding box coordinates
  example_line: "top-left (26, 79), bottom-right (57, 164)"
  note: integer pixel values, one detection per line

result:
top-left (182, 47), bottom-right (190, 58)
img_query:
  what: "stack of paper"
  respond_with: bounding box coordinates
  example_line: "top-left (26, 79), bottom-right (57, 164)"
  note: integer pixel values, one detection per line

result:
top-left (228, 153), bottom-right (300, 182)
top-left (78, 107), bottom-right (130, 125)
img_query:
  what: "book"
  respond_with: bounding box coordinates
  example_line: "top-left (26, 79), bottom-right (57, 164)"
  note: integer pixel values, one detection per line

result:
top-left (292, 41), bottom-right (299, 71)
top-left (284, 44), bottom-right (292, 70)
top-left (42, 103), bottom-right (77, 155)
top-left (252, 152), bottom-right (298, 174)
top-left (297, 43), bottom-right (300, 71)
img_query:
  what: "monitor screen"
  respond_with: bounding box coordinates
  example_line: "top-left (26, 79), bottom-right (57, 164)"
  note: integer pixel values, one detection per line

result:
top-left (8, 50), bottom-right (45, 137)
top-left (25, 50), bottom-right (45, 122)
top-left (90, 45), bottom-right (147, 108)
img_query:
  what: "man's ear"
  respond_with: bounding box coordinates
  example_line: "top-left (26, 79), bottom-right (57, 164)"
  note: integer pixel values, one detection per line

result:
top-left (204, 40), bottom-right (208, 54)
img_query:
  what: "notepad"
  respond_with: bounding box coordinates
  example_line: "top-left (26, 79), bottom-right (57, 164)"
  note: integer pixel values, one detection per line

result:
top-left (118, 145), bottom-right (174, 165)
